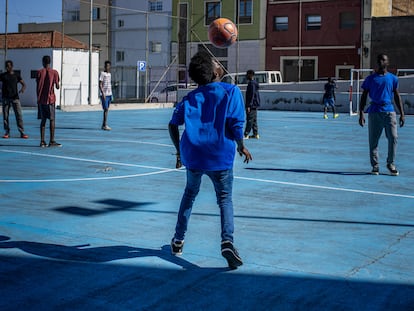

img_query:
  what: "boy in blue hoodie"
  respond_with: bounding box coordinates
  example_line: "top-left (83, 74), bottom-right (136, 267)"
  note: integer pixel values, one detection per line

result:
top-left (168, 51), bottom-right (252, 269)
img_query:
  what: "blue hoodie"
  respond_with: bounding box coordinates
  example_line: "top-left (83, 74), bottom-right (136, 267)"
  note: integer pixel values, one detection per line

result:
top-left (170, 82), bottom-right (245, 170)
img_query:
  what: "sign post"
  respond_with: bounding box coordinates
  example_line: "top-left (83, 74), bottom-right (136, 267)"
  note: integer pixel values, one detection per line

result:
top-left (137, 60), bottom-right (146, 100)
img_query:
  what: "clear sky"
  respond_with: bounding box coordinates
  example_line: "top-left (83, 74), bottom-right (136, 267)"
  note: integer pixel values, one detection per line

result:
top-left (0, 0), bottom-right (62, 33)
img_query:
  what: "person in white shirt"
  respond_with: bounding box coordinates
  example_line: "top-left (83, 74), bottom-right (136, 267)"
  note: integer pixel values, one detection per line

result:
top-left (99, 61), bottom-right (113, 130)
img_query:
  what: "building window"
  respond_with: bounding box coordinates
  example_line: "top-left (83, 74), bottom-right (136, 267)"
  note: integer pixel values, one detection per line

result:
top-left (118, 20), bottom-right (124, 28)
top-left (116, 51), bottom-right (125, 62)
top-left (67, 10), bottom-right (80, 21)
top-left (306, 15), bottom-right (321, 30)
top-left (205, 2), bottom-right (221, 25)
top-left (93, 7), bottom-right (100, 20)
top-left (340, 12), bottom-right (356, 29)
top-left (151, 42), bottom-right (162, 53)
top-left (149, 1), bottom-right (163, 12)
top-left (274, 16), bottom-right (288, 31)
top-left (239, 0), bottom-right (252, 24)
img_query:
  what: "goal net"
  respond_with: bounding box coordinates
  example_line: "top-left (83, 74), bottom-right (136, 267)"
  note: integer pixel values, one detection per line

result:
top-left (349, 68), bottom-right (414, 116)
top-left (349, 69), bottom-right (373, 116)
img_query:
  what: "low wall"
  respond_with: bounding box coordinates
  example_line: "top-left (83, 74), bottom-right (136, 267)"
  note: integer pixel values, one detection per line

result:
top-left (252, 90), bottom-right (414, 114)
top-left (256, 90), bottom-right (348, 113)
top-left (177, 78), bottom-right (414, 114)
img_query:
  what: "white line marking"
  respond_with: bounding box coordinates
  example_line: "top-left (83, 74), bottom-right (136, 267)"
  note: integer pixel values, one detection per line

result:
top-left (235, 176), bottom-right (414, 199)
top-left (1, 149), bottom-right (413, 199)
top-left (0, 149), bottom-right (180, 182)
top-left (60, 138), bottom-right (172, 148)
top-left (0, 149), bottom-right (169, 170)
top-left (0, 169), bottom-right (176, 183)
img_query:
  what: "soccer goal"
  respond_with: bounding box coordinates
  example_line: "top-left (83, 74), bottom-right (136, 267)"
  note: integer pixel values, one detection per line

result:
top-left (349, 68), bottom-right (414, 116)
top-left (349, 68), bottom-right (373, 116)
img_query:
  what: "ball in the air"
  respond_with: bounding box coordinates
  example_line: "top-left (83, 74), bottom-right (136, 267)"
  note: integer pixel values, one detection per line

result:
top-left (208, 18), bottom-right (238, 48)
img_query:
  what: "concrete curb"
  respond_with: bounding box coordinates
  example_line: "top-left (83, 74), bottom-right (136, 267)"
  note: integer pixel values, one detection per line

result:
top-left (59, 102), bottom-right (175, 112)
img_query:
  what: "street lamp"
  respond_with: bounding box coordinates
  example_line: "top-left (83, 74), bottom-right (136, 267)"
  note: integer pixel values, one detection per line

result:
top-left (4, 0), bottom-right (8, 64)
top-left (88, 0), bottom-right (93, 105)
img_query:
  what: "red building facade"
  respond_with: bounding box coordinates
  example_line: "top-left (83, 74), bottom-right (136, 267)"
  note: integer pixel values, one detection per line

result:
top-left (266, 0), bottom-right (361, 82)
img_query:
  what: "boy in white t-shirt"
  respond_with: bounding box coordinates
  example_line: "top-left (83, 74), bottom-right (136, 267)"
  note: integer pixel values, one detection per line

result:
top-left (99, 61), bottom-right (112, 130)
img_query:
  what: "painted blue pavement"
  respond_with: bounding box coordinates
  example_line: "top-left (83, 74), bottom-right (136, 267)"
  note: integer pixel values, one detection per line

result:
top-left (1, 108), bottom-right (413, 310)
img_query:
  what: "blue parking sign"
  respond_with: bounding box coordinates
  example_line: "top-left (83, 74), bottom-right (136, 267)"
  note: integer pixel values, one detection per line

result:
top-left (137, 61), bottom-right (146, 72)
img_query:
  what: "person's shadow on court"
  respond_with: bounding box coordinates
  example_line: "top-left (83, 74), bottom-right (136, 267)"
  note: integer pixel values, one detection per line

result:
top-left (246, 167), bottom-right (370, 176)
top-left (0, 235), bottom-right (227, 271)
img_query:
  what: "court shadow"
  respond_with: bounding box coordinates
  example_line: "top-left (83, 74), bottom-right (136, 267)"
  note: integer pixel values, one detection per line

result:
top-left (1, 235), bottom-right (413, 310)
top-left (246, 167), bottom-right (370, 176)
top-left (127, 209), bottom-right (414, 229)
top-left (0, 235), bottom-right (204, 270)
top-left (54, 198), bottom-right (155, 216)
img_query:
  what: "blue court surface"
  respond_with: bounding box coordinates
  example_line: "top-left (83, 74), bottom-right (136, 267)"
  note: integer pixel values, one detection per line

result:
top-left (1, 108), bottom-right (413, 311)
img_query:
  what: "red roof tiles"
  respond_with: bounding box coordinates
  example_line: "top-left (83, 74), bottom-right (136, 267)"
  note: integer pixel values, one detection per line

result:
top-left (0, 31), bottom-right (88, 50)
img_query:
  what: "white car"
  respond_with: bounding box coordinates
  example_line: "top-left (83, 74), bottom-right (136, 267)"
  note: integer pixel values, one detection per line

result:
top-left (150, 83), bottom-right (191, 103)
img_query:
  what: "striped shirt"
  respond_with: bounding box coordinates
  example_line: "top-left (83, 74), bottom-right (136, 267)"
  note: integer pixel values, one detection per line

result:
top-left (99, 71), bottom-right (112, 96)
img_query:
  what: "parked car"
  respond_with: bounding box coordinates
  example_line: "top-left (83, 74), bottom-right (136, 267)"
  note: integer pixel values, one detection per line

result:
top-left (221, 71), bottom-right (283, 86)
top-left (149, 83), bottom-right (193, 103)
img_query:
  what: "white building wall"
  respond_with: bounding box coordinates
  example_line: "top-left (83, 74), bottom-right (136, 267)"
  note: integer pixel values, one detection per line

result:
top-left (111, 0), bottom-right (173, 99)
top-left (6, 48), bottom-right (55, 107)
top-left (5, 48), bottom-right (99, 107)
top-left (53, 49), bottom-right (100, 106)
top-left (179, 40), bottom-right (264, 80)
top-left (63, 0), bottom-right (80, 17)
top-left (226, 40), bottom-right (265, 73)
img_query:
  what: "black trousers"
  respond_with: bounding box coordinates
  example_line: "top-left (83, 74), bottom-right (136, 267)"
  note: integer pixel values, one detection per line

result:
top-left (244, 108), bottom-right (258, 136)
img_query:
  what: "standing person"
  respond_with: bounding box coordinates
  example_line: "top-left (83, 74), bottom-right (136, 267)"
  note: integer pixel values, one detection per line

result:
top-left (323, 77), bottom-right (339, 119)
top-left (244, 69), bottom-right (260, 139)
top-left (0, 60), bottom-right (28, 139)
top-left (168, 51), bottom-right (252, 269)
top-left (359, 54), bottom-right (405, 176)
top-left (99, 61), bottom-right (112, 131)
top-left (37, 55), bottom-right (61, 148)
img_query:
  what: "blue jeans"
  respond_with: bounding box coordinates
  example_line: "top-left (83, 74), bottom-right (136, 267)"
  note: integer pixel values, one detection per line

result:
top-left (174, 169), bottom-right (234, 242)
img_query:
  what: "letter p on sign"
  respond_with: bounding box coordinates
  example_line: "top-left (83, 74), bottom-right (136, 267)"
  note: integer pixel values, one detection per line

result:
top-left (137, 61), bottom-right (146, 72)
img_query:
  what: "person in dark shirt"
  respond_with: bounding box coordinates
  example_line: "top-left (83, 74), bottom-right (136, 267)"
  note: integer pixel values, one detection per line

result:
top-left (0, 60), bottom-right (28, 139)
top-left (323, 77), bottom-right (339, 119)
top-left (244, 69), bottom-right (261, 139)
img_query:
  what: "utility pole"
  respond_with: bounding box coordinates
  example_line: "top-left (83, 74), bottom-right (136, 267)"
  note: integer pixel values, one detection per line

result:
top-left (60, 0), bottom-right (65, 108)
top-left (235, 0), bottom-right (239, 76)
top-left (88, 0), bottom-right (93, 105)
top-left (145, 11), bottom-right (149, 100)
top-left (298, 0), bottom-right (302, 83)
top-left (4, 0), bottom-right (8, 64)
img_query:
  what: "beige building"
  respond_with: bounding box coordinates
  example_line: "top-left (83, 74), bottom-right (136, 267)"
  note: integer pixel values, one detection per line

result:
top-left (369, 0), bottom-right (413, 16)
top-left (362, 0), bottom-right (413, 69)
top-left (19, 0), bottom-right (110, 70)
